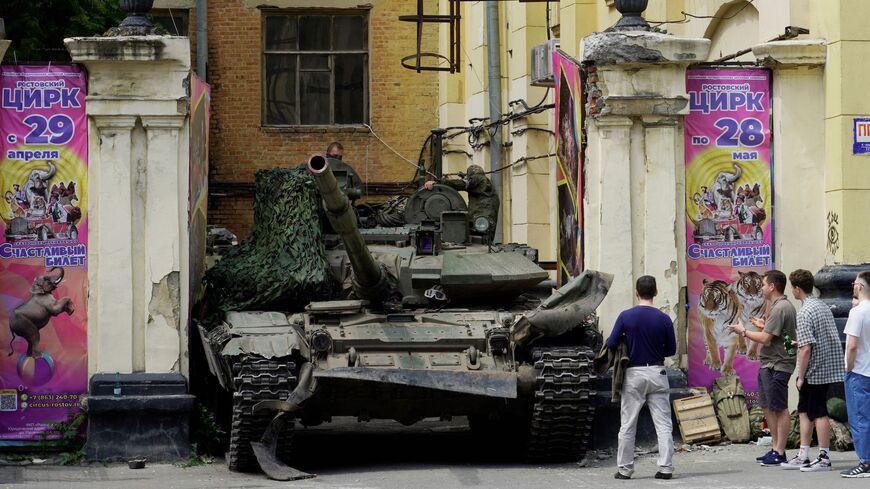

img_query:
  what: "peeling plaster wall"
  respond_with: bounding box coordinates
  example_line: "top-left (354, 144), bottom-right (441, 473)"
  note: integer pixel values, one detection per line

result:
top-left (147, 272), bottom-right (182, 372)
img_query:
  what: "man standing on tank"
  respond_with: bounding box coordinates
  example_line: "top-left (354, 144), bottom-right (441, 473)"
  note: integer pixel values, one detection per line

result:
top-left (607, 276), bottom-right (676, 480)
top-left (424, 164), bottom-right (499, 242)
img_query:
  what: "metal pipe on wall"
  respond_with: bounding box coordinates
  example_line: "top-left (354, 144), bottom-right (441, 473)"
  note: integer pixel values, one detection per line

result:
top-left (485, 1), bottom-right (503, 243)
top-left (196, 0), bottom-right (208, 78)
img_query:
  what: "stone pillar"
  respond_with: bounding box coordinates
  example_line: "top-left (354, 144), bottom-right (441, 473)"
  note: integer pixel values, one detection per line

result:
top-left (581, 31), bottom-right (710, 353)
top-left (65, 35), bottom-right (194, 461)
top-left (751, 40), bottom-right (827, 287)
top-left (817, 1), bottom-right (870, 268)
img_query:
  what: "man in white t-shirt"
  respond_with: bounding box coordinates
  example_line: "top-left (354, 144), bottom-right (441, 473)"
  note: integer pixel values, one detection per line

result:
top-left (842, 271), bottom-right (870, 478)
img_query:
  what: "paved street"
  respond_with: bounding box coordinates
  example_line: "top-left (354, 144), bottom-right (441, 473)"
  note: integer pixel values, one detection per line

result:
top-left (0, 418), bottom-right (862, 488)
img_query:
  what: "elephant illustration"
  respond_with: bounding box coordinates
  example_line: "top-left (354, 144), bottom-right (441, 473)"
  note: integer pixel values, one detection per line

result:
top-left (712, 162), bottom-right (742, 211)
top-left (8, 267), bottom-right (74, 358)
top-left (24, 160), bottom-right (57, 210)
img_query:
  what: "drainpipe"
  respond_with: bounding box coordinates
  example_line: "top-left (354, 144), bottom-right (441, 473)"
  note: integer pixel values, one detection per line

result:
top-left (485, 1), bottom-right (503, 243)
top-left (196, 0), bottom-right (207, 78)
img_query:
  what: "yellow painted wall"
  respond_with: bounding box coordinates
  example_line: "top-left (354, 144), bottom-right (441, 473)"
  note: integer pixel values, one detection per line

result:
top-left (438, 0), bottom-right (870, 269)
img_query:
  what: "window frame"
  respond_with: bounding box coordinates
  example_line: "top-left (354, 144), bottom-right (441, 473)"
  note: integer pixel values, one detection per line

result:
top-left (261, 10), bottom-right (370, 128)
top-left (150, 8), bottom-right (190, 36)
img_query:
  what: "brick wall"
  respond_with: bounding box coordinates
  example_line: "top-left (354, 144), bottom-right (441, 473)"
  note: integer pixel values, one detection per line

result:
top-left (206, 0), bottom-right (439, 237)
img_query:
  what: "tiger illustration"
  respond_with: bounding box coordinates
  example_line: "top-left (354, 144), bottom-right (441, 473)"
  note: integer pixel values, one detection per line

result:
top-left (733, 270), bottom-right (765, 360)
top-left (698, 279), bottom-right (747, 374)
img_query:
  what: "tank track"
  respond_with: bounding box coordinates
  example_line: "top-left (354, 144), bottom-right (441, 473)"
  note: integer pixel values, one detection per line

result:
top-left (526, 346), bottom-right (596, 463)
top-left (227, 357), bottom-right (297, 472)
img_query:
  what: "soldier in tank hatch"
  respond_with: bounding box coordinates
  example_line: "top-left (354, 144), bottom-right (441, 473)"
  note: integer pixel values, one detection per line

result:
top-left (424, 164), bottom-right (499, 242)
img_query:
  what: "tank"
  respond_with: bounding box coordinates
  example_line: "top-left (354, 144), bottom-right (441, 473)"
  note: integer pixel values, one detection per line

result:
top-left (199, 154), bottom-right (612, 480)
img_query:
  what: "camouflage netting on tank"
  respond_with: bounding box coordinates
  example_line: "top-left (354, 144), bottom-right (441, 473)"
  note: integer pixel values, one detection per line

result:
top-left (203, 167), bottom-right (335, 315)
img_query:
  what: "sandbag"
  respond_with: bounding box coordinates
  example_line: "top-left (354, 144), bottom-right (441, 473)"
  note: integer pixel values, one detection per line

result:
top-left (830, 419), bottom-right (854, 452)
top-left (827, 397), bottom-right (848, 423)
top-left (713, 374), bottom-right (751, 443)
top-left (748, 404), bottom-right (764, 440)
top-left (786, 410), bottom-right (801, 449)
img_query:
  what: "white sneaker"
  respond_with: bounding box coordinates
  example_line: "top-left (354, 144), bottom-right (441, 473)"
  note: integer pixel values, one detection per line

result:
top-left (801, 454), bottom-right (832, 472)
top-left (781, 454), bottom-right (810, 470)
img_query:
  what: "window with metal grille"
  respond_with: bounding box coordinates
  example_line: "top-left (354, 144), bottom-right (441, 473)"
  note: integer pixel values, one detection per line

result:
top-left (263, 12), bottom-right (368, 126)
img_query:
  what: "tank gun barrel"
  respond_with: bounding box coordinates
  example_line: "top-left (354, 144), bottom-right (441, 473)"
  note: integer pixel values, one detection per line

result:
top-left (308, 154), bottom-right (387, 301)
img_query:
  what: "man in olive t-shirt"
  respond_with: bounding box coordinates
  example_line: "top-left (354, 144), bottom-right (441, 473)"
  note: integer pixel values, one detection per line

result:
top-left (729, 269), bottom-right (796, 467)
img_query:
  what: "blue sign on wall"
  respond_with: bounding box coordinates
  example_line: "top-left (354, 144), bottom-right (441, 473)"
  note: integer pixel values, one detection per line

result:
top-left (853, 117), bottom-right (870, 155)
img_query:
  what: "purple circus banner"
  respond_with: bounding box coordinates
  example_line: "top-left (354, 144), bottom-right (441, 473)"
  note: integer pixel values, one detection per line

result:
top-left (0, 65), bottom-right (88, 443)
top-left (685, 69), bottom-right (773, 404)
top-left (189, 74), bottom-right (210, 311)
top-left (553, 49), bottom-right (583, 286)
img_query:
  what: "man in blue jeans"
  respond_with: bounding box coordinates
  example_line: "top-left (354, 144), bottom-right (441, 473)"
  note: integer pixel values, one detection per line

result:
top-left (842, 270), bottom-right (870, 478)
top-left (607, 276), bottom-right (677, 480)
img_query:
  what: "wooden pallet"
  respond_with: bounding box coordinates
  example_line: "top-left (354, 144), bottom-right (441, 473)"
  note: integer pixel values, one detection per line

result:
top-left (673, 393), bottom-right (721, 444)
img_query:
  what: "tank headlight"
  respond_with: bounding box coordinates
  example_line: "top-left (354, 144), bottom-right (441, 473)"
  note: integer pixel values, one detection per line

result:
top-left (310, 329), bottom-right (333, 353)
top-left (473, 216), bottom-right (490, 233)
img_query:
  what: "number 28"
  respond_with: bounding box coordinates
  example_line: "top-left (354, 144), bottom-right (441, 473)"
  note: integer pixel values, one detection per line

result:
top-left (714, 117), bottom-right (765, 148)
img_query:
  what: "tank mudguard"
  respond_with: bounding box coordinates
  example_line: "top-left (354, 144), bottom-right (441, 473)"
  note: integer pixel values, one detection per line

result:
top-left (313, 367), bottom-right (517, 398)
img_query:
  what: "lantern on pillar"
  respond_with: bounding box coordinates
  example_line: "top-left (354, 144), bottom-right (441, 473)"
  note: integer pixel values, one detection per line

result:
top-left (612, 0), bottom-right (651, 31)
top-left (119, 0), bottom-right (155, 29)
top-left (106, 0), bottom-right (165, 36)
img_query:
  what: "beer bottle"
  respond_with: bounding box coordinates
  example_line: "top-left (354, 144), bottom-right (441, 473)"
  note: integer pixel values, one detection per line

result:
top-left (783, 331), bottom-right (797, 358)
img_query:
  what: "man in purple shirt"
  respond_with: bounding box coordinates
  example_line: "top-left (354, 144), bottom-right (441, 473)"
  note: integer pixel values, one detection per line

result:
top-left (607, 275), bottom-right (677, 480)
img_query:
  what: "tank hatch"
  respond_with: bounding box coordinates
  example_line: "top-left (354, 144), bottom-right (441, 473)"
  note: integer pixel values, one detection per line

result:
top-left (440, 252), bottom-right (548, 298)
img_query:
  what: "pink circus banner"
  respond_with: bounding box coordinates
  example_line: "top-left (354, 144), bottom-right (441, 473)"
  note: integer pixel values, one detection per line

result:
top-left (0, 65), bottom-right (88, 443)
top-left (685, 69), bottom-right (773, 404)
top-left (553, 49), bottom-right (583, 286)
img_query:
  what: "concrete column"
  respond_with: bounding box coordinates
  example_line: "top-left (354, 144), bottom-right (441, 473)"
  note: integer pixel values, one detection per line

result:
top-left (65, 36), bottom-right (191, 377)
top-left (817, 1), bottom-right (870, 266)
top-left (584, 116), bottom-right (634, 327)
top-left (90, 115), bottom-right (138, 374)
top-left (581, 30), bottom-right (709, 342)
top-left (65, 36), bottom-right (194, 461)
top-left (504, 1), bottom-right (551, 258)
top-left (751, 40), bottom-right (827, 278)
top-left (641, 117), bottom-right (682, 314)
top-left (0, 40), bottom-right (10, 62)
top-left (141, 116), bottom-right (187, 374)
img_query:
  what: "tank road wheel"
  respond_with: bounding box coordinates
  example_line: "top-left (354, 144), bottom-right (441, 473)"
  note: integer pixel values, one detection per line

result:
top-left (227, 357), bottom-right (297, 472)
top-left (525, 346), bottom-right (596, 463)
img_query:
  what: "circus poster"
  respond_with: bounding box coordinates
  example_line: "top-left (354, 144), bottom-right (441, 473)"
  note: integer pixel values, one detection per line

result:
top-left (189, 74), bottom-right (210, 310)
top-left (0, 65), bottom-right (88, 443)
top-left (553, 50), bottom-right (583, 286)
top-left (685, 68), bottom-right (774, 404)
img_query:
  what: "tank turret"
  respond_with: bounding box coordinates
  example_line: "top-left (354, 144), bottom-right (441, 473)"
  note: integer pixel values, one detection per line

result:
top-left (307, 154), bottom-right (390, 302)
